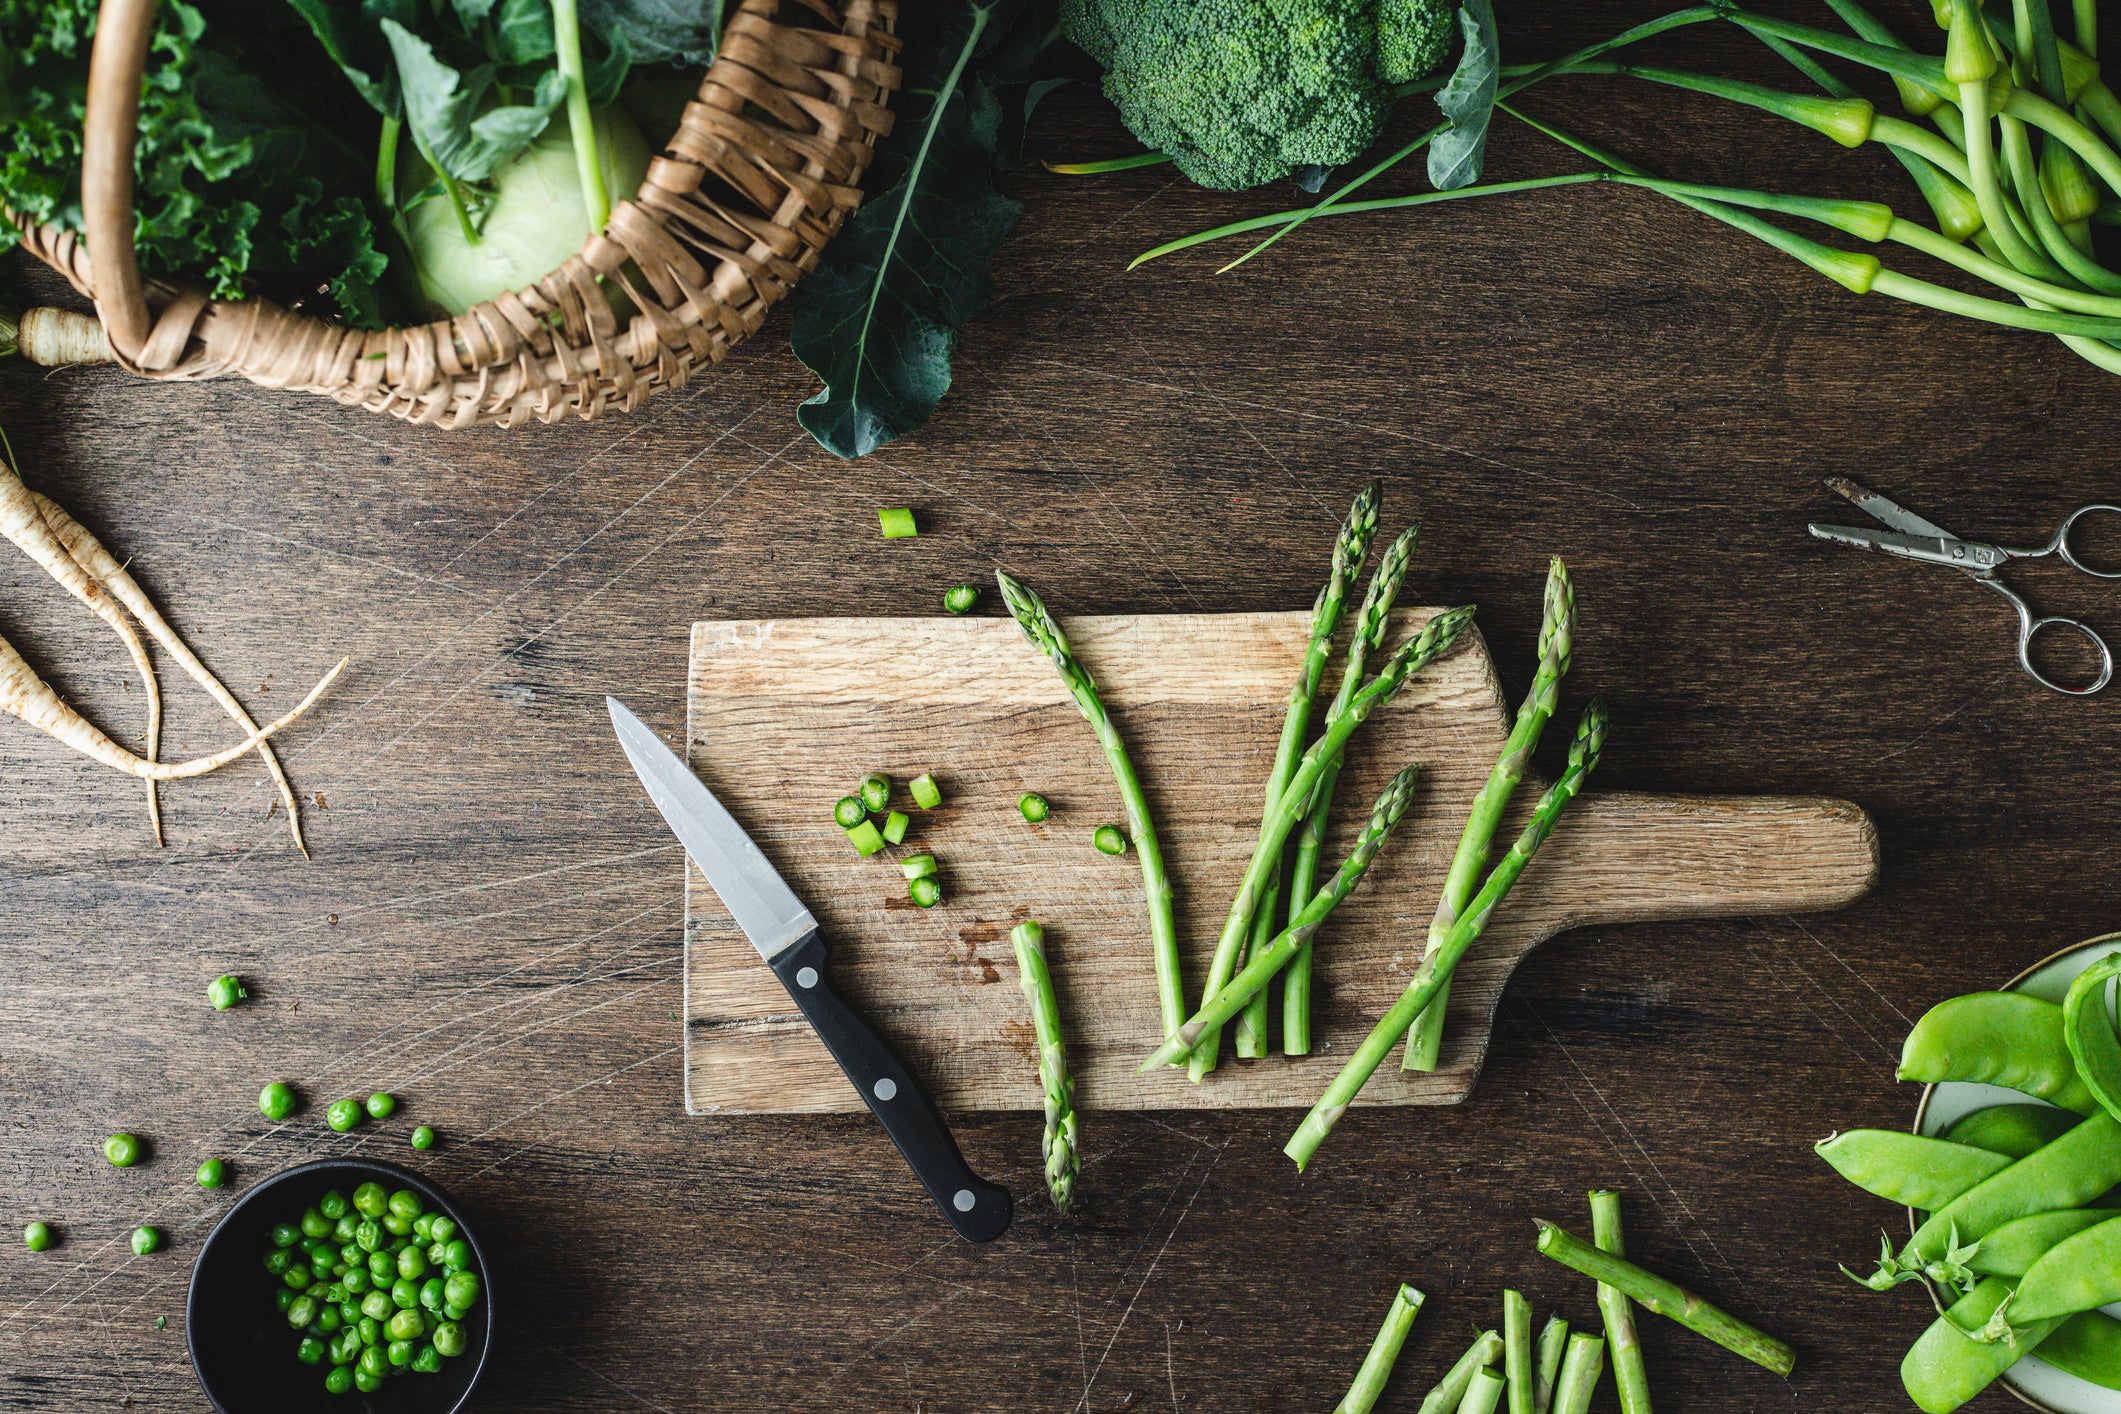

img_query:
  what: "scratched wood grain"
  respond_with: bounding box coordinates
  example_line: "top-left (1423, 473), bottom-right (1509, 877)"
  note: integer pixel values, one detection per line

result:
top-left (7, 2), bottom-right (2121, 1410)
top-left (682, 613), bottom-right (1877, 1112)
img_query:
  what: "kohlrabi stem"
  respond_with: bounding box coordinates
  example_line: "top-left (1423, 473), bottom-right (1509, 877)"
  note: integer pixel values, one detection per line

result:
top-left (551, 0), bottom-right (611, 235)
top-left (1045, 152), bottom-right (1173, 174)
top-left (376, 115), bottom-right (401, 216)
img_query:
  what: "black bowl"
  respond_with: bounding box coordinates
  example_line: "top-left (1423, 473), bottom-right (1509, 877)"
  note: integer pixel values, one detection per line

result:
top-left (187, 1158), bottom-right (493, 1414)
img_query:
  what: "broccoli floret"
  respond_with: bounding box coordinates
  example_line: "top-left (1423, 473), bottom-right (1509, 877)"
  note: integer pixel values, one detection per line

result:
top-left (1062, 0), bottom-right (1456, 191)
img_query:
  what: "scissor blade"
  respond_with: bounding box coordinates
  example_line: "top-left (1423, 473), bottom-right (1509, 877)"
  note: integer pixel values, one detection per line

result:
top-left (1808, 522), bottom-right (2008, 572)
top-left (1824, 476), bottom-right (1963, 540)
top-left (607, 696), bottom-right (817, 961)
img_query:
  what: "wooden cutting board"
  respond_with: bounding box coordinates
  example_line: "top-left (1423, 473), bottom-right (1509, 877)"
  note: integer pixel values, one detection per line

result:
top-left (681, 612), bottom-right (1878, 1114)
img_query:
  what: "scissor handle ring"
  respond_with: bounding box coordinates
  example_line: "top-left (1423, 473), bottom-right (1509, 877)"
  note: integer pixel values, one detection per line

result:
top-left (2019, 614), bottom-right (2114, 696)
top-left (2052, 504), bottom-right (2121, 579)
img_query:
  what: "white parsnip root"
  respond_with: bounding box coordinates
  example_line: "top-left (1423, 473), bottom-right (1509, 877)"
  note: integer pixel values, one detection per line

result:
top-left (0, 306), bottom-right (115, 367)
top-left (0, 429), bottom-right (343, 846)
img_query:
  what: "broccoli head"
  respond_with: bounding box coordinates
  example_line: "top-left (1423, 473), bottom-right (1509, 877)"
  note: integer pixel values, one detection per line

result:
top-left (1062, 0), bottom-right (1458, 191)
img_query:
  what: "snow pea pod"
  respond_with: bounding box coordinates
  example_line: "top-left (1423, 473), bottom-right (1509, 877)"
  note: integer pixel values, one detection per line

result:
top-left (1901, 1278), bottom-right (2062, 1414)
top-left (1965, 1209), bottom-right (2115, 1278)
top-left (1816, 1130), bottom-right (2012, 1209)
top-left (2064, 955), bottom-right (2121, 1124)
top-left (1899, 993), bottom-right (2100, 1115)
top-left (1907, 1113), bottom-right (2121, 1262)
top-left (2009, 1211), bottom-right (2121, 1321)
top-left (2036, 1311), bottom-right (2121, 1391)
top-left (1945, 1103), bottom-right (2084, 1160)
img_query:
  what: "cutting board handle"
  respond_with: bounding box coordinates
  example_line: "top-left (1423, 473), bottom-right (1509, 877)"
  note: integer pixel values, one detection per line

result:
top-left (1528, 792), bottom-right (1880, 936)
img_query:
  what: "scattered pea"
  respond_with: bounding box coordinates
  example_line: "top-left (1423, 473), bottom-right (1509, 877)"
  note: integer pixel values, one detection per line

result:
top-left (104, 1133), bottom-right (141, 1167)
top-left (23, 1221), bottom-right (51, 1252)
top-left (1017, 792), bottom-right (1049, 823)
top-left (410, 1126), bottom-right (435, 1151)
top-left (365, 1092), bottom-right (396, 1120)
top-left (207, 975), bottom-right (247, 1010)
top-left (943, 584), bottom-right (979, 614)
top-left (326, 1099), bottom-right (362, 1133)
top-left (259, 1083), bottom-right (296, 1121)
top-left (196, 1158), bottom-right (227, 1189)
top-left (130, 1226), bottom-right (160, 1256)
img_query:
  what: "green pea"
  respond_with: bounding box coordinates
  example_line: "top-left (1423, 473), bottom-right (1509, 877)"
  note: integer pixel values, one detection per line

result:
top-left (387, 1338), bottom-right (415, 1367)
top-left (365, 1092), bottom-right (396, 1120)
top-left (22, 1221), bottom-right (51, 1252)
top-left (195, 1158), bottom-right (226, 1189)
top-left (394, 1247), bottom-right (424, 1281)
top-left (297, 1206), bottom-right (329, 1238)
top-left (380, 1212), bottom-right (411, 1237)
top-left (351, 1182), bottom-right (386, 1218)
top-left (357, 1345), bottom-right (387, 1379)
top-left (104, 1133), bottom-right (141, 1167)
top-left (283, 1266), bottom-right (311, 1290)
top-left (316, 1304), bottom-right (343, 1335)
top-left (319, 1189), bottom-right (350, 1221)
top-left (354, 1219), bottom-right (382, 1253)
top-left (411, 1343), bottom-right (442, 1374)
top-left (426, 1242), bottom-right (448, 1269)
top-left (419, 1278), bottom-right (445, 1312)
top-left (357, 1316), bottom-right (381, 1347)
top-left (206, 974), bottom-right (247, 1010)
top-left (326, 1099), bottom-right (363, 1133)
top-left (386, 1308), bottom-right (425, 1341)
top-left (411, 1213), bottom-right (433, 1242)
top-left (332, 1216), bottom-right (357, 1245)
top-left (325, 1363), bottom-right (355, 1393)
top-left (353, 1365), bottom-right (382, 1392)
top-left (338, 1302), bottom-right (361, 1328)
top-left (296, 1335), bottom-right (326, 1366)
top-left (275, 1287), bottom-right (297, 1315)
top-left (410, 1126), bottom-right (434, 1151)
top-left (331, 1330), bottom-right (360, 1365)
top-left (258, 1082), bottom-right (296, 1120)
top-left (304, 1239), bottom-right (336, 1266)
top-left (287, 1296), bottom-right (318, 1329)
top-left (443, 1239), bottom-right (472, 1272)
top-left (442, 1271), bottom-right (480, 1310)
top-left (387, 1189), bottom-right (424, 1221)
top-left (1903, 1277), bottom-right (2062, 1411)
top-left (427, 1215), bottom-right (456, 1244)
top-left (318, 1282), bottom-right (347, 1305)
top-left (391, 1277), bottom-right (420, 1310)
top-left (387, 1236), bottom-right (409, 1255)
top-left (368, 1251), bottom-right (395, 1283)
top-left (130, 1227), bottom-right (160, 1256)
top-left (271, 1222), bottom-right (300, 1248)
top-left (431, 1322), bottom-right (466, 1358)
top-left (342, 1267), bottom-right (370, 1295)
top-left (265, 1249), bottom-right (293, 1276)
top-left (1901, 993), bottom-right (2099, 1112)
top-left (443, 1304), bottom-right (468, 1322)
top-left (1909, 1114), bottom-right (2121, 1263)
top-left (361, 1291), bottom-right (393, 1322)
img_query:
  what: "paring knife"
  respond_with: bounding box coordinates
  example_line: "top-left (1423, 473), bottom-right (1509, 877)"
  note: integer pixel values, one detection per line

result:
top-left (607, 697), bottom-right (1012, 1243)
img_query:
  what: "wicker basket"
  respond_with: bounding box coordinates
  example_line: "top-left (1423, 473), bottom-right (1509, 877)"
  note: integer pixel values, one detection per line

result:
top-left (9, 0), bottom-right (901, 428)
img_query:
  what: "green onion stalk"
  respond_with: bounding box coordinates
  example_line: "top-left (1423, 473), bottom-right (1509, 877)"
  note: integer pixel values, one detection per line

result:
top-left (550, 0), bottom-right (612, 236)
top-left (1404, 556), bottom-right (1573, 1073)
top-left (1230, 481), bottom-right (1380, 1063)
top-left (997, 571), bottom-right (1185, 1043)
top-left (1285, 698), bottom-right (1607, 1171)
top-left (1139, 764), bottom-right (1422, 1072)
top-left (1285, 521), bottom-right (1417, 1055)
top-left (1334, 1285), bottom-right (1426, 1414)
top-left (1180, 606), bottom-right (1473, 1077)
top-left (1011, 921), bottom-right (1080, 1211)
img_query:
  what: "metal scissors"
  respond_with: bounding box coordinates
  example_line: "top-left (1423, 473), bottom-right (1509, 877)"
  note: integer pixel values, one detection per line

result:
top-left (1808, 477), bottom-right (2121, 696)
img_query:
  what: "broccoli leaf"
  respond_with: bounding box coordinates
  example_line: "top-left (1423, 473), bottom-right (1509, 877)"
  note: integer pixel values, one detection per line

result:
top-left (583, 0), bottom-right (722, 66)
top-left (1427, 0), bottom-right (1497, 191)
top-left (789, 0), bottom-right (1027, 458)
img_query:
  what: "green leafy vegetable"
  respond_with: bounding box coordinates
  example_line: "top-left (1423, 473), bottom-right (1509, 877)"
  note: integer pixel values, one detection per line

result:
top-left (583, 0), bottom-right (720, 64)
top-left (1427, 0), bottom-right (1498, 189)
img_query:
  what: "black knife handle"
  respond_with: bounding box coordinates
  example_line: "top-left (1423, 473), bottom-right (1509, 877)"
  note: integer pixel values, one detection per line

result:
top-left (768, 930), bottom-right (1012, 1242)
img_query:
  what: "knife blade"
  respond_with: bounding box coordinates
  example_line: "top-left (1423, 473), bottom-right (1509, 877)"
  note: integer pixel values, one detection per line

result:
top-left (607, 697), bottom-right (1011, 1243)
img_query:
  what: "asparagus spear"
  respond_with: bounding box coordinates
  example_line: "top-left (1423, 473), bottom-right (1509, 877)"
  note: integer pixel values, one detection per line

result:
top-left (1334, 1283), bottom-right (1426, 1414)
top-left (1286, 522), bottom-right (1418, 1054)
top-left (1011, 921), bottom-right (1079, 1211)
top-left (1459, 1369), bottom-right (1508, 1414)
top-left (1591, 1190), bottom-right (1652, 1414)
top-left (1535, 1221), bottom-right (1795, 1377)
top-left (1188, 604), bottom-right (1475, 1079)
top-left (1139, 765), bottom-right (1421, 1071)
top-left (1418, 1331), bottom-right (1506, 1414)
top-left (998, 571), bottom-right (1184, 1042)
top-left (1285, 699), bottom-right (1608, 1169)
top-left (1532, 1317), bottom-right (1571, 1414)
top-left (1406, 558), bottom-right (1574, 1071)
top-left (1549, 1333), bottom-right (1608, 1414)
top-left (1504, 1289), bottom-right (1536, 1414)
top-left (1235, 482), bottom-right (1381, 1059)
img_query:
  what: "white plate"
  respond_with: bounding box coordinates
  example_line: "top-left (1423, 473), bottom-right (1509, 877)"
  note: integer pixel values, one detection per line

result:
top-left (1913, 933), bottom-right (2121, 1414)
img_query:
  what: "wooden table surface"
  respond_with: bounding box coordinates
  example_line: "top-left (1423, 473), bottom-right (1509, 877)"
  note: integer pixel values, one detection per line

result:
top-left (5, 4), bottom-right (2120, 1409)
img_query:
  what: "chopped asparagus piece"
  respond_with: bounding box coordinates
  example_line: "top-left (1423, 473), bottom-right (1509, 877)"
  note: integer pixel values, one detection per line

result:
top-left (909, 875), bottom-right (942, 907)
top-left (1018, 792), bottom-right (1050, 823)
top-left (881, 810), bottom-right (910, 845)
top-left (1092, 824), bottom-right (1128, 856)
top-left (1504, 1289), bottom-right (1535, 1414)
top-left (833, 796), bottom-right (866, 829)
top-left (879, 507), bottom-right (917, 538)
top-left (847, 820), bottom-right (885, 857)
top-left (1459, 1369), bottom-right (1507, 1414)
top-left (1332, 1283), bottom-right (1424, 1414)
top-left (1011, 921), bottom-right (1079, 1210)
top-left (909, 772), bottom-right (942, 809)
top-left (944, 585), bottom-right (978, 614)
top-left (900, 854), bottom-right (938, 880)
top-left (1533, 1317), bottom-right (1571, 1414)
top-left (859, 773), bottom-right (891, 813)
top-left (1418, 1331), bottom-right (1504, 1414)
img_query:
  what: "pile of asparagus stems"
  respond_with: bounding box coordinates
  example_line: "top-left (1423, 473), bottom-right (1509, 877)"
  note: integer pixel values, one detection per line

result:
top-left (998, 481), bottom-right (1606, 1170)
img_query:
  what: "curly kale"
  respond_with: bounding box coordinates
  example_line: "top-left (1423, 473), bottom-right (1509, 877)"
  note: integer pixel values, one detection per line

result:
top-left (0, 0), bottom-right (391, 326)
top-left (1060, 0), bottom-right (1457, 190)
